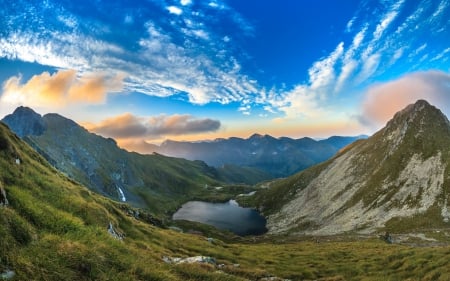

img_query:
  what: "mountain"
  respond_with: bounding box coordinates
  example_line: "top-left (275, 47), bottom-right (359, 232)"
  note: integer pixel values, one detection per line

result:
top-left (2, 107), bottom-right (266, 214)
top-left (0, 121), bottom-right (284, 280)
top-left (251, 100), bottom-right (450, 235)
top-left (3, 114), bottom-right (450, 280)
top-left (152, 133), bottom-right (366, 178)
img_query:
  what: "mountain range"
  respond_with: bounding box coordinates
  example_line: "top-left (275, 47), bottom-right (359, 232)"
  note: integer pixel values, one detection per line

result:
top-left (150, 134), bottom-right (366, 178)
top-left (2, 110), bottom-right (450, 280)
top-left (249, 100), bottom-right (450, 235)
top-left (1, 107), bottom-right (269, 214)
top-left (1, 107), bottom-right (364, 213)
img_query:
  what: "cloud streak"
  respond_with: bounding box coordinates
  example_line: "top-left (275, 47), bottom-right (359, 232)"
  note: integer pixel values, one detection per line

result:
top-left (85, 113), bottom-right (221, 140)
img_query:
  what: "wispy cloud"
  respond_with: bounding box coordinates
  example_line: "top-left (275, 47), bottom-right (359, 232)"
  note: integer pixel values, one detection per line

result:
top-left (1, 70), bottom-right (124, 108)
top-left (1, 0), bottom-right (449, 125)
top-left (267, 0), bottom-right (449, 123)
top-left (0, 0), bottom-right (258, 108)
top-left (85, 113), bottom-right (221, 140)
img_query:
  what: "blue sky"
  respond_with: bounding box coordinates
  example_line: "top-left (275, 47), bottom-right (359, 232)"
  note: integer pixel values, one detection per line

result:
top-left (0, 0), bottom-right (449, 152)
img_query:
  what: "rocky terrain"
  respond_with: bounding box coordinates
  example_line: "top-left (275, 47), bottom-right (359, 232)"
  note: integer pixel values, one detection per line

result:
top-left (252, 100), bottom-right (450, 235)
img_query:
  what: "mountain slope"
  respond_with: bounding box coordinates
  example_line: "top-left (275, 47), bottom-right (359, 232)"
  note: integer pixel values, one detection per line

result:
top-left (2, 107), bottom-right (262, 214)
top-left (0, 121), bottom-right (270, 280)
top-left (153, 133), bottom-right (365, 178)
top-left (2, 107), bottom-right (450, 281)
top-left (252, 100), bottom-right (450, 235)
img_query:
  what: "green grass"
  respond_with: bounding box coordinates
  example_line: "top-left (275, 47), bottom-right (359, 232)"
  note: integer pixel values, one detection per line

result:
top-left (2, 122), bottom-right (450, 280)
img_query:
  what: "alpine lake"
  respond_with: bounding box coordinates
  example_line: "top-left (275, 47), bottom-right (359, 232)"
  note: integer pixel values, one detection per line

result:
top-left (172, 200), bottom-right (267, 236)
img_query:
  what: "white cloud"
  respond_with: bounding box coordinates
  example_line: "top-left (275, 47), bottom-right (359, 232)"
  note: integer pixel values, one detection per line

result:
top-left (431, 0), bottom-right (449, 20)
top-left (167, 6), bottom-right (183, 15)
top-left (180, 0), bottom-right (192, 6)
top-left (335, 26), bottom-right (368, 92)
top-left (308, 42), bottom-right (344, 93)
top-left (372, 0), bottom-right (404, 41)
top-left (208, 2), bottom-right (219, 8)
top-left (430, 47), bottom-right (450, 61)
top-left (335, 59), bottom-right (357, 93)
top-left (414, 43), bottom-right (427, 56)
top-left (0, 1), bottom-right (261, 110)
top-left (395, 1), bottom-right (430, 35)
top-left (356, 53), bottom-right (381, 83)
top-left (346, 16), bottom-right (356, 32)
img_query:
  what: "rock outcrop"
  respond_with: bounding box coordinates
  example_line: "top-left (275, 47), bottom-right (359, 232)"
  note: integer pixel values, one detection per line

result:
top-left (259, 100), bottom-right (450, 235)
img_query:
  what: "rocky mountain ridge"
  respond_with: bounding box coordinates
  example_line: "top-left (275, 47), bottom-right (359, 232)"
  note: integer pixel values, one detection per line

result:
top-left (253, 100), bottom-right (450, 235)
top-left (1, 107), bottom-right (266, 214)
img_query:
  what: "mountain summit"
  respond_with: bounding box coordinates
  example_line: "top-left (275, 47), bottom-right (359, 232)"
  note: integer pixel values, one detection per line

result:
top-left (256, 100), bottom-right (450, 235)
top-left (2, 106), bottom-right (46, 137)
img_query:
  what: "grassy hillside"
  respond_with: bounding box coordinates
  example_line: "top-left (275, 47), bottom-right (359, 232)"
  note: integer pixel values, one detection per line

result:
top-left (2, 109), bottom-right (269, 215)
top-left (2, 122), bottom-right (450, 280)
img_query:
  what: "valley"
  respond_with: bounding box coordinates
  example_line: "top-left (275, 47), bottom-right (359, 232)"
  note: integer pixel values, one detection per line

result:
top-left (1, 100), bottom-right (450, 280)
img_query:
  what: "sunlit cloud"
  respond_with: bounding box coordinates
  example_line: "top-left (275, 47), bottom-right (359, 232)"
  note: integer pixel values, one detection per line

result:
top-left (85, 113), bottom-right (221, 140)
top-left (1, 70), bottom-right (124, 108)
top-left (359, 71), bottom-right (450, 129)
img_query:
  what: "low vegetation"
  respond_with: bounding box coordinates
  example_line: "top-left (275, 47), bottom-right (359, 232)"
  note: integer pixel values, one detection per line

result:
top-left (2, 122), bottom-right (450, 280)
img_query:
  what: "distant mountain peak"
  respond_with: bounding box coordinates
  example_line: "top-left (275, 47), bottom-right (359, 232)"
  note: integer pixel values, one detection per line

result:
top-left (249, 133), bottom-right (264, 139)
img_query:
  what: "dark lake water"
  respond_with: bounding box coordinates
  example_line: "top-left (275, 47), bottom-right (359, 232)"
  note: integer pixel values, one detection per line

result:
top-left (172, 200), bottom-right (267, 236)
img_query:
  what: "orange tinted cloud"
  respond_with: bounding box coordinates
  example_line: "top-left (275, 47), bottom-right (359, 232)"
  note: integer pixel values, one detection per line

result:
top-left (360, 71), bottom-right (450, 128)
top-left (84, 113), bottom-right (221, 140)
top-left (1, 70), bottom-right (124, 107)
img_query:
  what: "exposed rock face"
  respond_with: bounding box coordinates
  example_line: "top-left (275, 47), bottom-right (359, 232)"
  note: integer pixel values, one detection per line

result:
top-left (264, 100), bottom-right (450, 235)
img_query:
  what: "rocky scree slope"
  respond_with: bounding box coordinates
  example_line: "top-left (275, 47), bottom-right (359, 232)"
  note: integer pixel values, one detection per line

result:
top-left (254, 100), bottom-right (450, 235)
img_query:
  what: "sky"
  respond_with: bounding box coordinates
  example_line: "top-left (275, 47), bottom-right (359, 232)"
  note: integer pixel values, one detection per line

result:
top-left (0, 0), bottom-right (449, 153)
